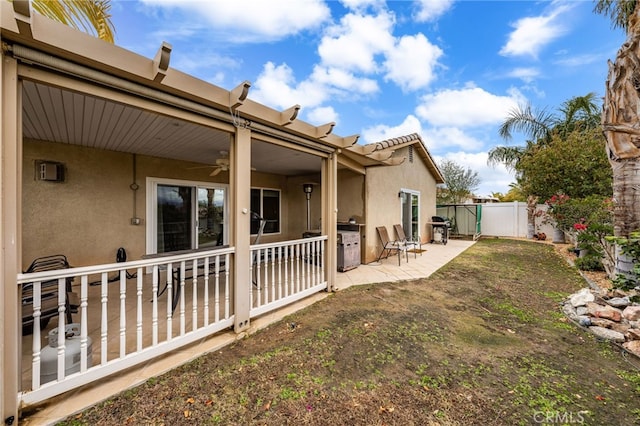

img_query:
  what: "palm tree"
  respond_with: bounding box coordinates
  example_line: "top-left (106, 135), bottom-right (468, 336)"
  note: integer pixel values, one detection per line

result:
top-left (31, 0), bottom-right (115, 43)
top-left (594, 0), bottom-right (640, 276)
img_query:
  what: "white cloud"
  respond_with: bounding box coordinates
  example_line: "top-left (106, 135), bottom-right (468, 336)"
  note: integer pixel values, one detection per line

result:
top-left (248, 7), bottom-right (445, 113)
top-left (310, 65), bottom-right (379, 95)
top-left (383, 33), bottom-right (443, 91)
top-left (140, 0), bottom-right (330, 42)
top-left (505, 67), bottom-right (540, 84)
top-left (553, 53), bottom-right (602, 67)
top-left (171, 54), bottom-right (241, 80)
top-left (307, 106), bottom-right (339, 126)
top-left (251, 61), bottom-right (381, 110)
top-left (413, 0), bottom-right (455, 22)
top-left (416, 85), bottom-right (523, 128)
top-left (434, 151), bottom-right (514, 196)
top-left (251, 62), bottom-right (328, 109)
top-left (359, 115), bottom-right (423, 144)
top-left (318, 12), bottom-right (396, 73)
top-left (499, 3), bottom-right (573, 58)
top-left (340, 0), bottom-right (386, 11)
top-left (422, 127), bottom-right (483, 152)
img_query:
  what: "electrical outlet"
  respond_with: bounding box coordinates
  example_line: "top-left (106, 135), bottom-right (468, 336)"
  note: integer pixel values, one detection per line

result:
top-left (131, 217), bottom-right (141, 225)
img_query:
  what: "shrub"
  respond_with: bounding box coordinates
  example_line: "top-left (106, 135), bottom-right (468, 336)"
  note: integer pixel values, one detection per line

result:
top-left (575, 255), bottom-right (605, 272)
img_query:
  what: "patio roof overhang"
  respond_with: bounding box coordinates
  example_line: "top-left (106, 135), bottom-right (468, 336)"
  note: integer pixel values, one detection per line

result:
top-left (338, 133), bottom-right (445, 183)
top-left (1, 1), bottom-right (357, 175)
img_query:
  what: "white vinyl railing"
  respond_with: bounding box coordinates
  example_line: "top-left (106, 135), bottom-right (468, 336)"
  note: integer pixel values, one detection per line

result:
top-left (17, 236), bottom-right (329, 407)
top-left (250, 236), bottom-right (327, 317)
top-left (17, 246), bottom-right (234, 405)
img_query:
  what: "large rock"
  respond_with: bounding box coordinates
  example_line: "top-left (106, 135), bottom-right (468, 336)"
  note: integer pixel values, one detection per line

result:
top-left (586, 302), bottom-right (605, 316)
top-left (623, 340), bottom-right (640, 356)
top-left (590, 318), bottom-right (617, 329)
top-left (626, 329), bottom-right (640, 340)
top-left (588, 318), bottom-right (630, 334)
top-left (623, 306), bottom-right (640, 321)
top-left (607, 297), bottom-right (631, 308)
top-left (562, 303), bottom-right (578, 321)
top-left (570, 288), bottom-right (595, 307)
top-left (588, 326), bottom-right (626, 342)
top-left (594, 309), bottom-right (623, 322)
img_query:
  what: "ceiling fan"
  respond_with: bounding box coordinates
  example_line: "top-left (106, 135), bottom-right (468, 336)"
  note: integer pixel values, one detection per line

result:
top-left (189, 150), bottom-right (254, 176)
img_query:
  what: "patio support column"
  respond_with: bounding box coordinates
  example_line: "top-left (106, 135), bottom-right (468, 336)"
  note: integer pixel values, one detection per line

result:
top-left (1, 53), bottom-right (21, 424)
top-left (322, 152), bottom-right (338, 291)
top-left (232, 125), bottom-right (251, 332)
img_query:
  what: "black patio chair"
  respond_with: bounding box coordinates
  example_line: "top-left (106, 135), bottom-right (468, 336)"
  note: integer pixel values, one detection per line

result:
top-left (22, 254), bottom-right (75, 334)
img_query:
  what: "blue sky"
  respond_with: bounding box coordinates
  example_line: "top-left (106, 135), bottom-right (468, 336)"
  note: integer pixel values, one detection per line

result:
top-left (109, 0), bottom-right (625, 196)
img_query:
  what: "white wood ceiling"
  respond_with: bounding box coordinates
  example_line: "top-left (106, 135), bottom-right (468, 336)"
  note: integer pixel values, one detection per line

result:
top-left (21, 80), bottom-right (321, 175)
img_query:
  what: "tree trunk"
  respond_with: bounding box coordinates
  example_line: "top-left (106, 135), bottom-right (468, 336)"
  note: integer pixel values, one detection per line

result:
top-left (526, 195), bottom-right (538, 239)
top-left (602, 8), bottom-right (640, 277)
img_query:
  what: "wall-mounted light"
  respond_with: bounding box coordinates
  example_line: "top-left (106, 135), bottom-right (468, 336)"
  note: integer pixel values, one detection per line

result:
top-left (36, 160), bottom-right (65, 182)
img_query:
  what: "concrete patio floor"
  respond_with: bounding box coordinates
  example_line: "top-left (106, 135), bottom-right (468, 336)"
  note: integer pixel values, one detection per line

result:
top-left (21, 238), bottom-right (475, 425)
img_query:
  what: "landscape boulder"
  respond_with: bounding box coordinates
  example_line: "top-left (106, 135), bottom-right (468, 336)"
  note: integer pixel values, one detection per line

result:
top-left (622, 306), bottom-right (640, 322)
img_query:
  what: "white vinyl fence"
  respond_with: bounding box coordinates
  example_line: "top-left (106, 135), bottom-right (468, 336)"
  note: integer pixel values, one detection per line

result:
top-left (480, 202), bottom-right (555, 238)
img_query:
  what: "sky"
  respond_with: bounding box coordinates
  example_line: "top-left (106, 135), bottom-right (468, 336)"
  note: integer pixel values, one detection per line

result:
top-left (108, 0), bottom-right (626, 196)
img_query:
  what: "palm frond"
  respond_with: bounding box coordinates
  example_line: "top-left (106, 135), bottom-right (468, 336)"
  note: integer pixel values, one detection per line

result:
top-left (593, 0), bottom-right (638, 33)
top-left (487, 145), bottom-right (525, 171)
top-left (498, 104), bottom-right (555, 143)
top-left (32, 0), bottom-right (115, 43)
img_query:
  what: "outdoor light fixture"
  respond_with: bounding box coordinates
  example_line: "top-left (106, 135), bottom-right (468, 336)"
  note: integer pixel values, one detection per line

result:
top-left (303, 183), bottom-right (315, 230)
top-left (303, 183), bottom-right (314, 196)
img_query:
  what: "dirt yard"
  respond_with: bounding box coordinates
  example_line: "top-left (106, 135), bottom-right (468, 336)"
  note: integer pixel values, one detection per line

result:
top-left (56, 239), bottom-right (640, 425)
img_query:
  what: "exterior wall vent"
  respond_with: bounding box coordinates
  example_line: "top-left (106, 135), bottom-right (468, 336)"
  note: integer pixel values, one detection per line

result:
top-left (37, 161), bottom-right (65, 182)
top-left (409, 145), bottom-right (414, 163)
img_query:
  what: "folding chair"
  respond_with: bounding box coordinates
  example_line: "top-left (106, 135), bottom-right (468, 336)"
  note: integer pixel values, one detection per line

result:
top-left (394, 224), bottom-right (422, 258)
top-left (376, 226), bottom-right (408, 266)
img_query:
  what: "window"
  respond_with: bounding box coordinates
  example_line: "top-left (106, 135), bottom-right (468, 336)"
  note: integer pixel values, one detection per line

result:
top-left (148, 178), bottom-right (227, 254)
top-left (250, 188), bottom-right (281, 235)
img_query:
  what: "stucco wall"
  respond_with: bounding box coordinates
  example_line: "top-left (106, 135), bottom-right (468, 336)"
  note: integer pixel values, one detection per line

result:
top-left (336, 169), bottom-right (365, 223)
top-left (363, 146), bottom-right (438, 264)
top-left (22, 140), bottom-right (300, 268)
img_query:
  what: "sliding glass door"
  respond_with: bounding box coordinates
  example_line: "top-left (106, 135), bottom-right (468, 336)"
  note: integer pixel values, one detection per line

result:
top-left (400, 190), bottom-right (420, 240)
top-left (150, 179), bottom-right (227, 254)
top-left (157, 184), bottom-right (193, 253)
top-left (197, 187), bottom-right (225, 248)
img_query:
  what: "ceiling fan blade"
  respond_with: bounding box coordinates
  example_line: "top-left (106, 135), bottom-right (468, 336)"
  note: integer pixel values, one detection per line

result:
top-left (187, 165), bottom-right (214, 170)
top-left (210, 167), bottom-right (223, 176)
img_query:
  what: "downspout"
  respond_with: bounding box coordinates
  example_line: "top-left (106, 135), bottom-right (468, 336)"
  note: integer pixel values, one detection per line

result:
top-left (7, 44), bottom-right (334, 154)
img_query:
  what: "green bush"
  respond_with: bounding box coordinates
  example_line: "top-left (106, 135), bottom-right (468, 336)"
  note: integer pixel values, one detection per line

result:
top-left (575, 255), bottom-right (605, 272)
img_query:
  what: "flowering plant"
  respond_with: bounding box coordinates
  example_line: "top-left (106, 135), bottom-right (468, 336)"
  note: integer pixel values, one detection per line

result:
top-left (573, 221), bottom-right (587, 232)
top-left (544, 193), bottom-right (571, 229)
